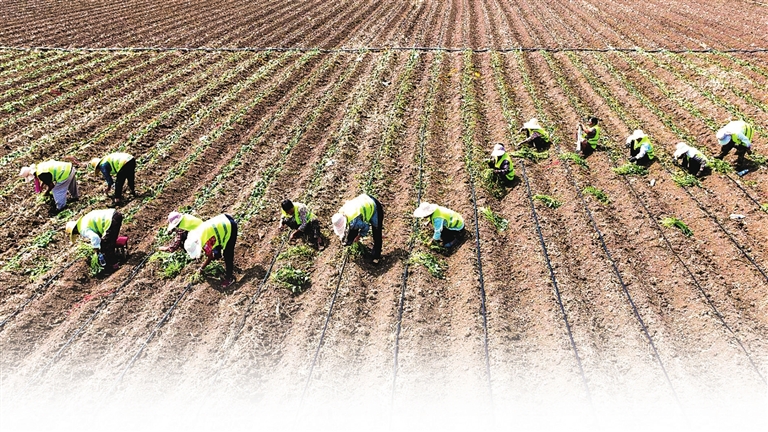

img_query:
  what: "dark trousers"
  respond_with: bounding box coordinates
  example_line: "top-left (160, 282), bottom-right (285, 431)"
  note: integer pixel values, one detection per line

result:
top-left (717, 142), bottom-right (748, 160)
top-left (629, 147), bottom-right (651, 166)
top-left (370, 196), bottom-right (384, 260)
top-left (223, 215), bottom-right (237, 279)
top-left (101, 211), bottom-right (123, 267)
top-left (531, 136), bottom-right (549, 151)
top-left (681, 156), bottom-right (706, 175)
top-left (285, 218), bottom-right (321, 244)
top-left (115, 158), bottom-right (136, 199)
top-left (441, 227), bottom-right (465, 245)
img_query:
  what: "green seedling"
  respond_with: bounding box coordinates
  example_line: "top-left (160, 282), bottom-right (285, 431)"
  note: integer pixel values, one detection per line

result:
top-left (203, 261), bottom-right (226, 278)
top-left (583, 186), bottom-right (610, 205)
top-left (708, 158), bottom-right (733, 174)
top-left (613, 163), bottom-right (648, 176)
top-left (55, 209), bottom-right (75, 221)
top-left (749, 152), bottom-right (767, 166)
top-left (673, 172), bottom-right (702, 188)
top-left (277, 245), bottom-right (316, 261)
top-left (149, 251), bottom-right (192, 279)
top-left (661, 217), bottom-right (693, 237)
top-left (511, 147), bottom-right (549, 162)
top-left (479, 206), bottom-right (509, 232)
top-left (480, 169), bottom-right (509, 199)
top-left (533, 194), bottom-right (563, 209)
top-left (409, 251), bottom-right (446, 279)
top-left (559, 152), bottom-right (589, 169)
top-left (1, 255), bottom-right (22, 272)
top-left (272, 265), bottom-right (310, 294)
top-left (32, 230), bottom-right (57, 248)
top-left (348, 241), bottom-right (367, 259)
top-left (761, 203), bottom-right (768, 213)
top-left (76, 242), bottom-right (103, 276)
top-left (26, 258), bottom-right (52, 280)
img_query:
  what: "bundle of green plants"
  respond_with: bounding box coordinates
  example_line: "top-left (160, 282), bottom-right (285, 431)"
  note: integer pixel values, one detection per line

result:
top-left (533, 194), bottom-right (563, 209)
top-left (511, 147), bottom-right (549, 162)
top-left (32, 230), bottom-right (57, 249)
top-left (348, 241), bottom-right (368, 259)
top-left (749, 151), bottom-right (767, 166)
top-left (661, 217), bottom-right (693, 237)
top-left (277, 245), bottom-right (316, 261)
top-left (583, 186), bottom-right (610, 205)
top-left (409, 251), bottom-right (447, 279)
top-left (55, 209), bottom-right (75, 221)
top-left (612, 163), bottom-right (648, 176)
top-left (672, 172), bottom-right (702, 188)
top-left (559, 152), bottom-right (589, 169)
top-left (25, 258), bottom-right (52, 281)
top-left (272, 265), bottom-right (310, 294)
top-left (707, 158), bottom-right (733, 174)
top-left (479, 206), bottom-right (508, 232)
top-left (480, 169), bottom-right (508, 199)
top-left (76, 242), bottom-right (103, 276)
top-left (149, 251), bottom-right (192, 279)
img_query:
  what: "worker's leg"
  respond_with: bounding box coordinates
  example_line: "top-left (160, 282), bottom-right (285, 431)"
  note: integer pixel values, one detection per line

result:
top-left (68, 168), bottom-right (79, 199)
top-left (114, 167), bottom-right (126, 200)
top-left (51, 176), bottom-right (72, 210)
top-left (369, 196), bottom-right (384, 260)
top-left (533, 137), bottom-right (548, 151)
top-left (223, 215), bottom-right (237, 280)
top-left (735, 146), bottom-right (748, 164)
top-left (101, 211), bottom-right (123, 267)
top-left (125, 158), bottom-right (136, 194)
top-left (715, 142), bottom-right (734, 159)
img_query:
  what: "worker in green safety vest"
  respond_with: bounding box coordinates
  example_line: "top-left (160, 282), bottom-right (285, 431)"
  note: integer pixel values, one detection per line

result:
top-left (89, 152), bottom-right (136, 204)
top-left (715, 120), bottom-right (754, 166)
top-left (66, 208), bottom-right (123, 273)
top-left (485, 143), bottom-right (515, 184)
top-left (184, 214), bottom-right (238, 288)
top-left (518, 118), bottom-right (551, 151)
top-left (626, 129), bottom-right (654, 165)
top-left (674, 142), bottom-right (709, 177)
top-left (19, 157), bottom-right (80, 212)
top-left (332, 194), bottom-right (384, 265)
top-left (279, 199), bottom-right (323, 249)
top-left (577, 117), bottom-right (601, 157)
top-left (160, 211), bottom-right (203, 252)
top-left (413, 201), bottom-right (465, 249)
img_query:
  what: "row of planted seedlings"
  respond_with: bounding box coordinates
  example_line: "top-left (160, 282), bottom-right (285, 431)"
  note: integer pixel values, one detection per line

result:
top-left (19, 49), bottom-right (329, 383)
top-left (0, 50), bottom-right (93, 100)
top-left (108, 51), bottom-right (383, 391)
top-left (514, 49), bottom-right (688, 400)
top-left (551, 50), bottom-right (768, 383)
top-left (0, 51), bottom-right (53, 74)
top-left (0, 51), bottom-right (284, 280)
top-left (586, 51), bottom-right (768, 280)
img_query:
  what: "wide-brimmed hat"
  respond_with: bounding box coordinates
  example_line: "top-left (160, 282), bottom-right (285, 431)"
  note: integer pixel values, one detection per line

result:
top-left (716, 128), bottom-right (730, 145)
top-left (19, 165), bottom-right (35, 182)
top-left (626, 129), bottom-right (646, 144)
top-left (491, 143), bottom-right (506, 157)
top-left (89, 157), bottom-right (101, 169)
top-left (332, 213), bottom-right (347, 239)
top-left (65, 220), bottom-right (78, 243)
top-left (523, 118), bottom-right (542, 130)
top-left (167, 211), bottom-right (182, 232)
top-left (673, 142), bottom-right (690, 159)
top-left (413, 202), bottom-right (438, 218)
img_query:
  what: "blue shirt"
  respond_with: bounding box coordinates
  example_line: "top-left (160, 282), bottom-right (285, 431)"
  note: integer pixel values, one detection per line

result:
top-left (99, 163), bottom-right (114, 187)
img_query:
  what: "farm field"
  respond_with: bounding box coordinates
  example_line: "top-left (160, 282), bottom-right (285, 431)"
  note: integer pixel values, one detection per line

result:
top-left (1, 1), bottom-right (767, 430)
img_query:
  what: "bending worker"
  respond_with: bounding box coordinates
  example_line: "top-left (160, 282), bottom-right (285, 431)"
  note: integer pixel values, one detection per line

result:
top-left (413, 202), bottom-right (465, 249)
top-left (715, 120), bottom-right (753, 165)
top-left (279, 199), bottom-right (323, 249)
top-left (19, 157), bottom-right (79, 211)
top-left (332, 194), bottom-right (384, 265)
top-left (160, 211), bottom-right (203, 252)
top-left (577, 117), bottom-right (601, 157)
top-left (486, 143), bottom-right (515, 184)
top-left (90, 152), bottom-right (136, 204)
top-left (66, 208), bottom-right (123, 273)
top-left (673, 142), bottom-right (709, 177)
top-left (626, 129), bottom-right (654, 165)
top-left (184, 213), bottom-right (237, 288)
top-left (518, 118), bottom-right (551, 151)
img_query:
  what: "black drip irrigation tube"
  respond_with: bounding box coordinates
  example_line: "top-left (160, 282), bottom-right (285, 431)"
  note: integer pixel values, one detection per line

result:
top-left (2, 45), bottom-right (767, 54)
top-left (615, 157), bottom-right (767, 385)
top-left (723, 172), bottom-right (765, 211)
top-left (0, 259), bottom-right (76, 331)
top-left (28, 254), bottom-right (151, 384)
top-left (518, 161), bottom-right (593, 403)
top-left (300, 251), bottom-right (348, 406)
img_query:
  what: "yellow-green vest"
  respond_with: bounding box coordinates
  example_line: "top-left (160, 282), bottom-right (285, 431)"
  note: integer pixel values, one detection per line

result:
top-left (281, 202), bottom-right (315, 226)
top-left (526, 127), bottom-right (550, 141)
top-left (178, 214), bottom-right (203, 231)
top-left (432, 206), bottom-right (464, 230)
top-left (493, 153), bottom-right (516, 181)
top-left (198, 214), bottom-right (233, 249)
top-left (100, 153), bottom-right (133, 175)
top-left (77, 209), bottom-right (115, 237)
top-left (341, 194), bottom-right (376, 224)
top-left (36, 160), bottom-right (72, 183)
top-left (633, 136), bottom-right (655, 160)
top-left (729, 121), bottom-right (754, 147)
top-left (586, 126), bottom-right (601, 149)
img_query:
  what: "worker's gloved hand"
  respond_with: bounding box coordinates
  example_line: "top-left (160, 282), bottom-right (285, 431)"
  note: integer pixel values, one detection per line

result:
top-left (97, 253), bottom-right (106, 267)
top-left (629, 157), bottom-right (637, 163)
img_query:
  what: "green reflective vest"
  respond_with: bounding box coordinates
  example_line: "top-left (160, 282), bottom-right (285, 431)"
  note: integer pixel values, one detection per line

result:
top-left (178, 214), bottom-right (203, 231)
top-left (341, 194), bottom-right (376, 223)
top-left (728, 121), bottom-right (754, 146)
top-left (77, 209), bottom-right (115, 237)
top-left (100, 153), bottom-right (133, 175)
top-left (198, 214), bottom-right (233, 249)
top-left (36, 160), bottom-right (72, 183)
top-left (281, 202), bottom-right (315, 226)
top-left (526, 127), bottom-right (550, 141)
top-left (586, 126), bottom-right (601, 149)
top-left (493, 153), bottom-right (516, 181)
top-left (633, 136), bottom-right (655, 160)
top-left (432, 206), bottom-right (464, 230)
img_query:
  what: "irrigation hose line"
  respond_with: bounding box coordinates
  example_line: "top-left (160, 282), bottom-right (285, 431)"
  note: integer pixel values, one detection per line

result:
top-left (2, 45), bottom-right (768, 54)
top-left (518, 161), bottom-right (593, 404)
top-left (0, 260), bottom-right (76, 330)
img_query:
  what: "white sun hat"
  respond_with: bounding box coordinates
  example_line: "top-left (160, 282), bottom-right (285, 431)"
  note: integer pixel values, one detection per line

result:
top-left (65, 220), bottom-right (78, 243)
top-left (673, 142), bottom-right (690, 159)
top-left (491, 143), bottom-right (506, 157)
top-left (413, 202), bottom-right (438, 218)
top-left (167, 211), bottom-right (183, 232)
top-left (332, 213), bottom-right (347, 239)
top-left (626, 129), bottom-right (646, 145)
top-left (19, 165), bottom-right (35, 182)
top-left (184, 227), bottom-right (203, 259)
top-left (716, 128), bottom-right (730, 145)
top-left (523, 118), bottom-right (542, 130)
top-left (89, 157), bottom-right (101, 169)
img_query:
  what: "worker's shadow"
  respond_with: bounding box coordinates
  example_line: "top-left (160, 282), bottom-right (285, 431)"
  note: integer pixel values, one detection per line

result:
top-left (356, 247), bottom-right (408, 276)
top-left (208, 264), bottom-right (266, 295)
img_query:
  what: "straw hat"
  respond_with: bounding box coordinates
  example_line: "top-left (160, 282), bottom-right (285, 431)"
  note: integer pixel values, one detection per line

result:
top-left (491, 143), bottom-right (506, 157)
top-left (65, 221), bottom-right (78, 243)
top-left (523, 118), bottom-right (542, 130)
top-left (19, 165), bottom-right (35, 182)
top-left (413, 202), bottom-right (438, 218)
top-left (167, 211), bottom-right (182, 232)
top-left (626, 129), bottom-right (646, 145)
top-left (673, 142), bottom-right (690, 159)
top-left (89, 157), bottom-right (101, 169)
top-left (331, 213), bottom-right (347, 240)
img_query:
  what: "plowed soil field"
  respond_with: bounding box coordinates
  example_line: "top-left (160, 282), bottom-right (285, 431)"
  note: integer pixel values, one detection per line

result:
top-left (1, 1), bottom-right (767, 431)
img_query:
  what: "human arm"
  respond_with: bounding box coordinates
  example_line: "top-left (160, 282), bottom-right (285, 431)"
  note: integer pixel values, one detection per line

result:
top-left (494, 159), bottom-right (510, 175)
top-left (431, 218), bottom-right (445, 244)
top-left (99, 163), bottom-right (114, 191)
top-left (348, 216), bottom-right (370, 238)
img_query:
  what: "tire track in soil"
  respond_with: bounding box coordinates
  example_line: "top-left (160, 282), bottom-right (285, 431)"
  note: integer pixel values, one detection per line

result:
top-left (0, 52), bottom-right (318, 381)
